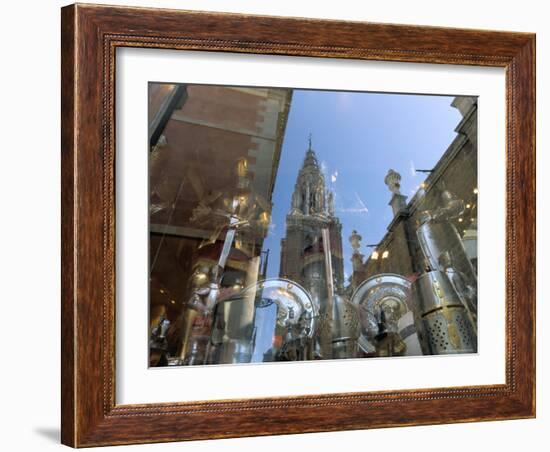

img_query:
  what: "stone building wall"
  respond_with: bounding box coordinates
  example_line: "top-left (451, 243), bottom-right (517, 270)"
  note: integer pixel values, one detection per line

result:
top-left (353, 97), bottom-right (478, 287)
top-left (148, 84), bottom-right (292, 339)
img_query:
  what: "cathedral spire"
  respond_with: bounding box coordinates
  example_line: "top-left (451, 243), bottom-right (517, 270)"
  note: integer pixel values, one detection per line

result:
top-left (279, 138), bottom-right (345, 355)
top-left (289, 137), bottom-right (330, 216)
top-left (302, 134), bottom-right (320, 172)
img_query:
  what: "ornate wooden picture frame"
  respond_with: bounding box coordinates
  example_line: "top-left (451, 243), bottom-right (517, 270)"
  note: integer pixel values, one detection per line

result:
top-left (61, 3), bottom-right (535, 447)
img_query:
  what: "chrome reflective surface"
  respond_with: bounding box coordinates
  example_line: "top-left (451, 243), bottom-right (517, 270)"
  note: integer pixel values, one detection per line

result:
top-left (208, 278), bottom-right (316, 363)
top-left (351, 274), bottom-right (412, 338)
top-left (412, 271), bottom-right (477, 354)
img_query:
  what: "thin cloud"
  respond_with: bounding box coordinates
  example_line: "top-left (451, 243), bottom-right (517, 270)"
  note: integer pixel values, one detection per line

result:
top-left (410, 160), bottom-right (417, 177)
top-left (320, 160), bottom-right (329, 177)
top-left (337, 192), bottom-right (369, 214)
top-left (339, 208), bottom-right (370, 213)
top-left (355, 192), bottom-right (369, 213)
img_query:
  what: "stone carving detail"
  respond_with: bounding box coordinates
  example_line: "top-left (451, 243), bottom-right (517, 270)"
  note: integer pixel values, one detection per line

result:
top-left (327, 191), bottom-right (335, 216)
top-left (384, 169), bottom-right (402, 194)
top-left (349, 230), bottom-right (362, 254)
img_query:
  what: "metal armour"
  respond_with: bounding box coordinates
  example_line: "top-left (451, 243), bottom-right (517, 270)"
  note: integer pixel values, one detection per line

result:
top-left (417, 220), bottom-right (477, 295)
top-left (331, 294), bottom-right (360, 359)
top-left (208, 278), bottom-right (316, 364)
top-left (412, 271), bottom-right (477, 354)
top-left (416, 190), bottom-right (478, 316)
top-left (350, 274), bottom-right (413, 354)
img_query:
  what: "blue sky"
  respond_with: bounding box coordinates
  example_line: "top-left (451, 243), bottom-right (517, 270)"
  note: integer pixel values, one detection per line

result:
top-left (261, 89), bottom-right (462, 281)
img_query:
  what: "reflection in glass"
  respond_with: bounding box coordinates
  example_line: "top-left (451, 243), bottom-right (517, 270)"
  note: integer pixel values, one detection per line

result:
top-left (147, 84), bottom-right (478, 367)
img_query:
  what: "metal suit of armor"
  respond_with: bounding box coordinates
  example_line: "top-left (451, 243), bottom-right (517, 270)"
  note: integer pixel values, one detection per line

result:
top-left (174, 265), bottom-right (220, 366)
top-left (413, 271), bottom-right (477, 354)
top-left (310, 229), bottom-right (361, 360)
top-left (207, 278), bottom-right (316, 364)
top-left (413, 190), bottom-right (478, 354)
top-left (149, 316), bottom-right (171, 366)
top-left (330, 294), bottom-right (361, 359)
top-left (173, 157), bottom-right (272, 366)
top-left (416, 190), bottom-right (477, 315)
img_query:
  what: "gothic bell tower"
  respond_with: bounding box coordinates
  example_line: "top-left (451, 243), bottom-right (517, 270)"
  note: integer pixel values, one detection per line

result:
top-left (279, 137), bottom-right (344, 311)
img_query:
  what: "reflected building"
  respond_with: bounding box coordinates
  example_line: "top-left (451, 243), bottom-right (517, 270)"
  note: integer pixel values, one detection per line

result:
top-left (148, 84), bottom-right (293, 364)
top-left (349, 96), bottom-right (479, 356)
top-left (148, 85), bottom-right (480, 366)
top-left (279, 139), bottom-right (350, 358)
top-left (350, 96), bottom-right (478, 286)
top-left (279, 139), bottom-right (344, 294)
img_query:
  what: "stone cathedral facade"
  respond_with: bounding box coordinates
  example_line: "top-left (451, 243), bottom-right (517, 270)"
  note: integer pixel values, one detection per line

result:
top-left (279, 141), bottom-right (345, 312)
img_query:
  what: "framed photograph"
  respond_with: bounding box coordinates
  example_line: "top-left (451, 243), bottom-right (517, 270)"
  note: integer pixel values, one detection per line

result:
top-left (61, 3), bottom-right (535, 447)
